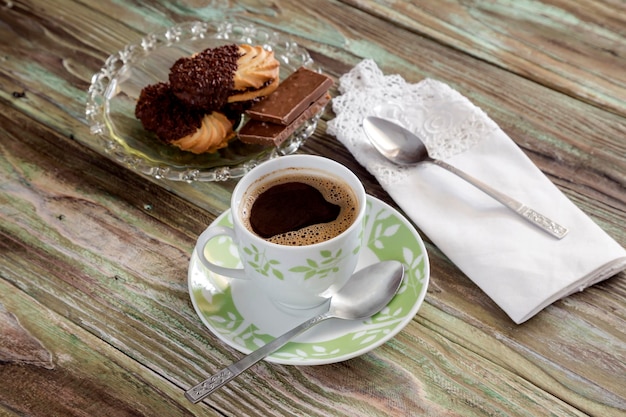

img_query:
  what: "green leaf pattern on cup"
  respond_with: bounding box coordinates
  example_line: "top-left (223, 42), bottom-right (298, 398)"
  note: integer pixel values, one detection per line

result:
top-left (194, 198), bottom-right (428, 362)
top-left (289, 248), bottom-right (346, 280)
top-left (243, 244), bottom-right (361, 282)
top-left (243, 243), bottom-right (285, 280)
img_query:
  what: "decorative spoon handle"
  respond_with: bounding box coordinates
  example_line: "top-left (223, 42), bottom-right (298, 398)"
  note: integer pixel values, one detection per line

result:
top-left (185, 312), bottom-right (331, 403)
top-left (433, 159), bottom-right (568, 239)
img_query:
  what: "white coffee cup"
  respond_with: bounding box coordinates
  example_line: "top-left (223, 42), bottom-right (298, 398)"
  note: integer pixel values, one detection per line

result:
top-left (195, 155), bottom-right (366, 310)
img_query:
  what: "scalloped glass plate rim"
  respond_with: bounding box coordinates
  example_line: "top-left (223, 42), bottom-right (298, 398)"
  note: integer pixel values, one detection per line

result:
top-left (85, 19), bottom-right (322, 182)
top-left (188, 195), bottom-right (430, 365)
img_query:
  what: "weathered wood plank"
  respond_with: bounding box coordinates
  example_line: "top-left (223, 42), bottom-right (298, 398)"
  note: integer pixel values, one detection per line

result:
top-left (339, 0), bottom-right (626, 116)
top-left (0, 281), bottom-right (221, 417)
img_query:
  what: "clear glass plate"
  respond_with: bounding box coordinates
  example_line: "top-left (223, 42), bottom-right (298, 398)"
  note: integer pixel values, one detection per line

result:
top-left (85, 20), bottom-right (322, 182)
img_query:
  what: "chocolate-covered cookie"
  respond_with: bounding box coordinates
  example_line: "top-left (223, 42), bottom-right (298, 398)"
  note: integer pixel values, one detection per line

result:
top-left (169, 44), bottom-right (240, 111)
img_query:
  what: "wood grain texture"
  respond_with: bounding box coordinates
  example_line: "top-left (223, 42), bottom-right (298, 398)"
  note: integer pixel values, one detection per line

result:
top-left (339, 0), bottom-right (626, 116)
top-left (1, 0), bottom-right (625, 416)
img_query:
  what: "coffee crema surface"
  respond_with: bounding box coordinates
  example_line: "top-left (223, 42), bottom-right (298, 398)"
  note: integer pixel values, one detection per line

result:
top-left (242, 171), bottom-right (359, 246)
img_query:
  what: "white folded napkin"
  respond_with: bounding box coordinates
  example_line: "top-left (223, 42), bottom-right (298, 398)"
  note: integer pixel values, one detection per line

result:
top-left (327, 59), bottom-right (626, 324)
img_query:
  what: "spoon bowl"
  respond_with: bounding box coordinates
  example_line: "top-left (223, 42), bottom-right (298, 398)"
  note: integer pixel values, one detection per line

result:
top-left (363, 116), bottom-right (430, 165)
top-left (327, 260), bottom-right (404, 320)
top-left (362, 116), bottom-right (568, 239)
top-left (185, 260), bottom-right (405, 402)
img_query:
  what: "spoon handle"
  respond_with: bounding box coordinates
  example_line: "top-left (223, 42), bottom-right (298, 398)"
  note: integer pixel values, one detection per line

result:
top-left (185, 312), bottom-right (331, 403)
top-left (432, 159), bottom-right (568, 239)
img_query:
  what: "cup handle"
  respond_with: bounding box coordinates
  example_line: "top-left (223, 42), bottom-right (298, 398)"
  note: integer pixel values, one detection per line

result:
top-left (195, 226), bottom-right (249, 280)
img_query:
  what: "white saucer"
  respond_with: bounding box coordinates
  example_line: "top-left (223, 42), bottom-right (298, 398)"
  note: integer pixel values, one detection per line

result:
top-left (188, 195), bottom-right (429, 365)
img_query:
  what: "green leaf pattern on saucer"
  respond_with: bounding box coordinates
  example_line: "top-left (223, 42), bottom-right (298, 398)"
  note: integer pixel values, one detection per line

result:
top-left (190, 196), bottom-right (428, 364)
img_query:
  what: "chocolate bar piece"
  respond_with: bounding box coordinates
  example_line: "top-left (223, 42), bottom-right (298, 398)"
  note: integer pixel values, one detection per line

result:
top-left (239, 93), bottom-right (331, 146)
top-left (245, 67), bottom-right (333, 126)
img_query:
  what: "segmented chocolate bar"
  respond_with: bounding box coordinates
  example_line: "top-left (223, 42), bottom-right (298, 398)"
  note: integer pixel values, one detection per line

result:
top-left (239, 93), bottom-right (331, 146)
top-left (245, 67), bottom-right (333, 125)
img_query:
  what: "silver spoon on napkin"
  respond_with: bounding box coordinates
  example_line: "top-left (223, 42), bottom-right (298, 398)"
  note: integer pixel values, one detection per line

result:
top-left (185, 260), bottom-right (405, 403)
top-left (363, 116), bottom-right (568, 239)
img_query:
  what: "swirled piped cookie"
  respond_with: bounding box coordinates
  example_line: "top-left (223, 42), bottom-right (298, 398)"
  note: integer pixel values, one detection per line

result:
top-left (171, 112), bottom-right (235, 154)
top-left (168, 43), bottom-right (280, 110)
top-left (135, 43), bottom-right (280, 154)
top-left (229, 44), bottom-right (280, 103)
top-left (134, 82), bottom-right (236, 154)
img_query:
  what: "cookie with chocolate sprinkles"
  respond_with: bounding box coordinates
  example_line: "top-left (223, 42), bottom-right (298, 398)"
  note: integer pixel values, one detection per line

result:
top-left (168, 44), bottom-right (241, 111)
top-left (134, 82), bottom-right (204, 143)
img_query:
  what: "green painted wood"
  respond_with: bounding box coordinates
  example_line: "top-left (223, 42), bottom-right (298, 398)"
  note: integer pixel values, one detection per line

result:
top-left (339, 0), bottom-right (626, 116)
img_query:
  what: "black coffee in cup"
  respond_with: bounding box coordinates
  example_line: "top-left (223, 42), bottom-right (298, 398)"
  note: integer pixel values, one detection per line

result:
top-left (242, 170), bottom-right (359, 246)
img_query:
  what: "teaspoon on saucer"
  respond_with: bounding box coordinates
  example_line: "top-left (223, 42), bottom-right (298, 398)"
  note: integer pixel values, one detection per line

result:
top-left (362, 116), bottom-right (568, 239)
top-left (185, 260), bottom-right (404, 402)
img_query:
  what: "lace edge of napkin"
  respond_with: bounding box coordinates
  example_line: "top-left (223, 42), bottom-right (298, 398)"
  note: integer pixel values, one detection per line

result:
top-left (327, 59), bottom-right (499, 185)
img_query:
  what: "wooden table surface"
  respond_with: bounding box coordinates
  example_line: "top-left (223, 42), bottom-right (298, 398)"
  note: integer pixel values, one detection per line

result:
top-left (1, 1), bottom-right (625, 416)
